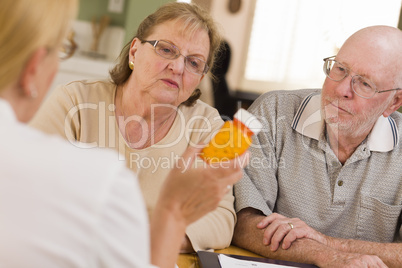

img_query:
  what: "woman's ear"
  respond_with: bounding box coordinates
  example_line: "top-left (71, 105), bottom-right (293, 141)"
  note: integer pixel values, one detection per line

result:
top-left (129, 38), bottom-right (140, 62)
top-left (20, 47), bottom-right (48, 98)
top-left (383, 91), bottom-right (402, 117)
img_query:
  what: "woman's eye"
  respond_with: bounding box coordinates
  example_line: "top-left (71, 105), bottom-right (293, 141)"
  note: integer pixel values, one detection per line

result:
top-left (161, 47), bottom-right (173, 54)
top-left (189, 59), bottom-right (200, 68)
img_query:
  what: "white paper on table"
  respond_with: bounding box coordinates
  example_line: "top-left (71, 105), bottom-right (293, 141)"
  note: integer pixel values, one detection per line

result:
top-left (218, 254), bottom-right (296, 268)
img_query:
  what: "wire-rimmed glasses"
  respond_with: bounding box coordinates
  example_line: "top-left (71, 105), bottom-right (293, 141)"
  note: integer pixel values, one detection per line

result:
top-left (59, 36), bottom-right (77, 60)
top-left (142, 40), bottom-right (209, 75)
top-left (323, 56), bottom-right (401, 99)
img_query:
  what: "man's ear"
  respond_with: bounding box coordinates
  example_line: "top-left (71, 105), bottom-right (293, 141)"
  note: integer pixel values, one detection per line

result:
top-left (19, 47), bottom-right (48, 97)
top-left (383, 91), bottom-right (402, 117)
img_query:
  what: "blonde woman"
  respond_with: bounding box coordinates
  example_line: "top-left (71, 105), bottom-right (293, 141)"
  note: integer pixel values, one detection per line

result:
top-left (0, 0), bottom-right (246, 267)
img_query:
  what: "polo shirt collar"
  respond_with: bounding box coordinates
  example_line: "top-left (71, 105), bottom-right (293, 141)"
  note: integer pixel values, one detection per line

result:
top-left (291, 92), bottom-right (399, 152)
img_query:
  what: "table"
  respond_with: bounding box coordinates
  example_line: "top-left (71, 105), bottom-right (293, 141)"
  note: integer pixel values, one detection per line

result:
top-left (177, 245), bottom-right (264, 268)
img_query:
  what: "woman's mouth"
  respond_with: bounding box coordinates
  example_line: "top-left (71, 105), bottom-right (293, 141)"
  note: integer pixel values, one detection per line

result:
top-left (161, 79), bottom-right (179, 88)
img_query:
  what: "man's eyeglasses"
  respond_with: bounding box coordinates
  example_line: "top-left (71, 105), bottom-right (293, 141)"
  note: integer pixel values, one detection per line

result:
top-left (142, 40), bottom-right (209, 75)
top-left (323, 56), bottom-right (401, 99)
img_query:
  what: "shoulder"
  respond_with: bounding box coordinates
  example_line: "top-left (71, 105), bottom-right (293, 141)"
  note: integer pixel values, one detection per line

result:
top-left (0, 123), bottom-right (147, 266)
top-left (4, 120), bottom-right (136, 191)
top-left (390, 111), bottom-right (402, 144)
top-left (251, 89), bottom-right (320, 108)
top-left (28, 123), bottom-right (130, 182)
top-left (56, 79), bottom-right (116, 104)
top-left (177, 100), bottom-right (224, 140)
top-left (179, 100), bottom-right (222, 121)
top-left (390, 111), bottom-right (402, 126)
top-left (248, 89), bottom-right (321, 117)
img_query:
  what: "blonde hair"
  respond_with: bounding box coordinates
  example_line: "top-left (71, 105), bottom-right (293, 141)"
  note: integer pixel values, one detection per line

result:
top-left (110, 2), bottom-right (222, 106)
top-left (0, 0), bottom-right (77, 91)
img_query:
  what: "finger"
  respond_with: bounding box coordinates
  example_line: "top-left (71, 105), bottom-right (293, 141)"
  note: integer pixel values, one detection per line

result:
top-left (262, 218), bottom-right (285, 246)
top-left (257, 218), bottom-right (270, 229)
top-left (209, 151), bottom-right (249, 171)
top-left (282, 228), bottom-right (302, 250)
top-left (257, 213), bottom-right (279, 228)
top-left (257, 216), bottom-right (275, 229)
top-left (215, 172), bottom-right (242, 196)
top-left (226, 167), bottom-right (244, 185)
top-left (178, 145), bottom-right (202, 169)
top-left (207, 162), bottom-right (242, 183)
top-left (257, 213), bottom-right (286, 229)
top-left (365, 255), bottom-right (387, 268)
top-left (269, 222), bottom-right (293, 251)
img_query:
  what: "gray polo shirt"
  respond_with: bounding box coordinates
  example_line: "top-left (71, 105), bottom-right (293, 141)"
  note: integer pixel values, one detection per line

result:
top-left (234, 89), bottom-right (402, 243)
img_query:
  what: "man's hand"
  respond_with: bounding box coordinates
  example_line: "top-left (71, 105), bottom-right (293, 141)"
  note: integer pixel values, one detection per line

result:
top-left (234, 208), bottom-right (392, 267)
top-left (323, 252), bottom-right (388, 268)
top-left (257, 213), bottom-right (327, 251)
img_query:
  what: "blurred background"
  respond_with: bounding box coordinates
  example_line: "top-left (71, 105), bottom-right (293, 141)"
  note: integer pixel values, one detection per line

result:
top-left (53, 0), bottom-right (402, 115)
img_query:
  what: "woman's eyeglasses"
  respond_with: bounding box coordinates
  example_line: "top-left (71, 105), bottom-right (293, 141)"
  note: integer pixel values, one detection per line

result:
top-left (142, 39), bottom-right (209, 75)
top-left (59, 32), bottom-right (78, 60)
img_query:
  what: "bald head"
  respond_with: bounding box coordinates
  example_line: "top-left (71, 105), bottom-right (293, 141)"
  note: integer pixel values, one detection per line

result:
top-left (347, 25), bottom-right (401, 44)
top-left (338, 26), bottom-right (402, 89)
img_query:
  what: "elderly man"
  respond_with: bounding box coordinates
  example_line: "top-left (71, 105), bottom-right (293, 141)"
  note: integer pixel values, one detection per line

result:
top-left (233, 25), bottom-right (402, 267)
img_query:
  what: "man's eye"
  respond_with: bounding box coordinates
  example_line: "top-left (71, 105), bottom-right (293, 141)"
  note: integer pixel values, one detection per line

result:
top-left (362, 81), bottom-right (372, 89)
top-left (336, 66), bottom-right (345, 72)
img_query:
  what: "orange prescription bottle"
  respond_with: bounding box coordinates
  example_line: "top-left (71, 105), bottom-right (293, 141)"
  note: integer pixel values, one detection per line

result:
top-left (201, 108), bottom-right (262, 163)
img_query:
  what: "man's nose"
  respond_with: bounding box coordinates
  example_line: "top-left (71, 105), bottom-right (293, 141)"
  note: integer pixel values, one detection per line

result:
top-left (334, 74), bottom-right (354, 99)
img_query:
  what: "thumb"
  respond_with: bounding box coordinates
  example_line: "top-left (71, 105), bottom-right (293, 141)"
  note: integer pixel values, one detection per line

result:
top-left (176, 145), bottom-right (203, 170)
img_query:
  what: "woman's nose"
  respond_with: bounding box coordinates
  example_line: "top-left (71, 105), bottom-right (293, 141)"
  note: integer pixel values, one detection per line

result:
top-left (168, 56), bottom-right (186, 74)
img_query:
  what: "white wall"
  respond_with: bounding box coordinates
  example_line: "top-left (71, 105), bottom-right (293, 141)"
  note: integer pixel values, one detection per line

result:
top-left (209, 0), bottom-right (255, 92)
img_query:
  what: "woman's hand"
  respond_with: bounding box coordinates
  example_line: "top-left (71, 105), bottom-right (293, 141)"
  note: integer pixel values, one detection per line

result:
top-left (150, 146), bottom-right (248, 267)
top-left (158, 145), bottom-right (249, 226)
top-left (257, 213), bottom-right (328, 251)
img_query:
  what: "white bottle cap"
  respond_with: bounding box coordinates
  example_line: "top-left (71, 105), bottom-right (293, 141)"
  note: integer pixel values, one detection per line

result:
top-left (234, 108), bottom-right (262, 135)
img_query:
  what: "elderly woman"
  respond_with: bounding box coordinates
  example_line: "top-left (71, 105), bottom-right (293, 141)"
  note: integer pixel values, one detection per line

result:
top-left (1, 0), bottom-right (245, 267)
top-left (31, 2), bottom-right (235, 252)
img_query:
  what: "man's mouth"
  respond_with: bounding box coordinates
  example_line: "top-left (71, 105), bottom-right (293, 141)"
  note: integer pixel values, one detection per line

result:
top-left (326, 99), bottom-right (353, 115)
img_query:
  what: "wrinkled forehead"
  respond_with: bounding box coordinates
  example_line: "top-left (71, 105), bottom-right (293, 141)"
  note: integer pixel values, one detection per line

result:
top-left (339, 27), bottom-right (401, 67)
top-left (147, 19), bottom-right (210, 52)
top-left (170, 18), bottom-right (209, 41)
top-left (337, 32), bottom-right (401, 86)
top-left (145, 18), bottom-right (209, 42)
